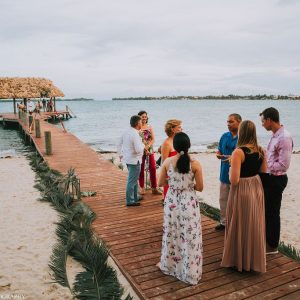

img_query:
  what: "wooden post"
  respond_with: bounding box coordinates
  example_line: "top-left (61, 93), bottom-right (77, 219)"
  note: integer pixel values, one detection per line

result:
top-left (77, 178), bottom-right (81, 201)
top-left (45, 131), bottom-right (52, 155)
top-left (24, 98), bottom-right (27, 112)
top-left (13, 98), bottom-right (16, 114)
top-left (35, 119), bottom-right (41, 138)
top-left (54, 97), bottom-right (56, 112)
top-left (22, 111), bottom-right (26, 123)
top-left (28, 115), bottom-right (34, 130)
top-left (24, 112), bottom-right (28, 125)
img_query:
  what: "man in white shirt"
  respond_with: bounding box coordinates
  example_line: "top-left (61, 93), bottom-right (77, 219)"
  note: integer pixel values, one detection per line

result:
top-left (118, 115), bottom-right (145, 206)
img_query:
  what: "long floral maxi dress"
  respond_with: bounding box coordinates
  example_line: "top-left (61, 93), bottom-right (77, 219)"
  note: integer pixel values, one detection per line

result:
top-left (159, 163), bottom-right (203, 285)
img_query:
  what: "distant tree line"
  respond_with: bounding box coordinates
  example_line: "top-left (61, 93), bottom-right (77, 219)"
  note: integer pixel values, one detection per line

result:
top-left (112, 94), bottom-right (300, 100)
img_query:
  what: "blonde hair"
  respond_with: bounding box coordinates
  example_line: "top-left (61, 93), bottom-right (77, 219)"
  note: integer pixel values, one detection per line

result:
top-left (165, 119), bottom-right (181, 137)
top-left (237, 120), bottom-right (264, 158)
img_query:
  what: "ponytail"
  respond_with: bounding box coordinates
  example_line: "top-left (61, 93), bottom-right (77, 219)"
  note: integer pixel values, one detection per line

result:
top-left (176, 151), bottom-right (190, 174)
top-left (173, 132), bottom-right (191, 174)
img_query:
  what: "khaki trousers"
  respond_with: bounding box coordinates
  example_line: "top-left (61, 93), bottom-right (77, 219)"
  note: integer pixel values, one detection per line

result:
top-left (219, 182), bottom-right (230, 225)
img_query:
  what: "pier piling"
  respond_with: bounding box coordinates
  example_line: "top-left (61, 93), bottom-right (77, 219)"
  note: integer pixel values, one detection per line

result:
top-left (45, 131), bottom-right (52, 155)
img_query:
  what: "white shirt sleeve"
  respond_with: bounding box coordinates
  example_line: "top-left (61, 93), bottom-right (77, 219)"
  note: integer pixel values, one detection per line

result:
top-left (133, 132), bottom-right (144, 156)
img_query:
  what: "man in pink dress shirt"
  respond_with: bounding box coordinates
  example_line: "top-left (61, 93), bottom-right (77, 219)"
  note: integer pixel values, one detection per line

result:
top-left (260, 107), bottom-right (293, 254)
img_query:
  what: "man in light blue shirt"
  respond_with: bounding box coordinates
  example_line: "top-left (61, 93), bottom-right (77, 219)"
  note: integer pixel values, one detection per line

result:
top-left (215, 113), bottom-right (242, 230)
top-left (118, 115), bottom-right (145, 206)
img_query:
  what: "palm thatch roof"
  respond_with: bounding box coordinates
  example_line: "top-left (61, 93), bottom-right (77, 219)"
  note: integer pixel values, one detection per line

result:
top-left (0, 77), bottom-right (64, 99)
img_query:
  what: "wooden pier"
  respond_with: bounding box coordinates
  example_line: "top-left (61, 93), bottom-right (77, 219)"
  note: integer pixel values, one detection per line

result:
top-left (0, 110), bottom-right (72, 124)
top-left (1, 113), bottom-right (300, 299)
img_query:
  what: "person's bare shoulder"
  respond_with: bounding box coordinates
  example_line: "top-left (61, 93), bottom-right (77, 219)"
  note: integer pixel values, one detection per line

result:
top-left (162, 156), bottom-right (172, 169)
top-left (233, 148), bottom-right (244, 156)
top-left (162, 137), bottom-right (171, 147)
top-left (191, 157), bottom-right (201, 170)
top-left (232, 148), bottom-right (245, 162)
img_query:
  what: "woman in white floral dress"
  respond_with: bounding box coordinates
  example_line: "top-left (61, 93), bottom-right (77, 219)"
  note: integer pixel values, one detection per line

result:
top-left (158, 132), bottom-right (204, 285)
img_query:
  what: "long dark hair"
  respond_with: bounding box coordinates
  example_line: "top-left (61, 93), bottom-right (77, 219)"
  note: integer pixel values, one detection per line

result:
top-left (173, 132), bottom-right (191, 174)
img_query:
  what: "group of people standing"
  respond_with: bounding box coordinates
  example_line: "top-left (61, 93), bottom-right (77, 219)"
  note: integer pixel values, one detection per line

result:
top-left (117, 107), bottom-right (293, 285)
top-left (117, 111), bottom-right (183, 206)
top-left (216, 108), bottom-right (293, 274)
top-left (117, 111), bottom-right (161, 207)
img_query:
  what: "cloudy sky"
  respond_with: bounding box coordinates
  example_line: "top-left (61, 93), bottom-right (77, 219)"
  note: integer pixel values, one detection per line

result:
top-left (1, 0), bottom-right (300, 99)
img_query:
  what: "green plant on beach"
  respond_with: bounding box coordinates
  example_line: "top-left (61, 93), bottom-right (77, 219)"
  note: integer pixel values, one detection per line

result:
top-left (278, 242), bottom-right (300, 263)
top-left (69, 202), bottom-right (96, 229)
top-left (49, 241), bottom-right (72, 290)
top-left (29, 154), bottom-right (81, 213)
top-left (60, 167), bottom-right (81, 201)
top-left (27, 151), bottom-right (132, 300)
top-left (81, 191), bottom-right (97, 197)
top-left (49, 209), bottom-right (124, 300)
top-left (72, 233), bottom-right (123, 300)
top-left (199, 202), bottom-right (220, 221)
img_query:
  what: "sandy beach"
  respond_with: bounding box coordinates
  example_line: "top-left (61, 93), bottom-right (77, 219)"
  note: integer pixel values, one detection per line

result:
top-left (0, 156), bottom-right (72, 299)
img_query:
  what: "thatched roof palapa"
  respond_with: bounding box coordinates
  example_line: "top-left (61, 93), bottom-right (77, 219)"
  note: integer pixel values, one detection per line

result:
top-left (0, 77), bottom-right (64, 99)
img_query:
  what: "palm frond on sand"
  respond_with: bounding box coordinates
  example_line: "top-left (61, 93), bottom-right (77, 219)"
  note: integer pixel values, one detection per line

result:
top-left (49, 242), bottom-right (72, 289)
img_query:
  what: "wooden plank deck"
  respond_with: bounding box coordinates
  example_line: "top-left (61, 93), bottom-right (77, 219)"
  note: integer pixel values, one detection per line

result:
top-left (1, 113), bottom-right (300, 299)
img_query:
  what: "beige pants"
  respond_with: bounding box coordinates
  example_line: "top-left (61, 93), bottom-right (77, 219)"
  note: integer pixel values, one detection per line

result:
top-left (219, 182), bottom-right (230, 225)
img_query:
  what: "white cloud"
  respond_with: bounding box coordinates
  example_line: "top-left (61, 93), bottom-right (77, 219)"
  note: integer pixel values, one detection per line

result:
top-left (0, 0), bottom-right (299, 98)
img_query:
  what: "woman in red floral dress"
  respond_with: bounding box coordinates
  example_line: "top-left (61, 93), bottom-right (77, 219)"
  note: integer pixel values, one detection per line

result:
top-left (138, 111), bottom-right (162, 195)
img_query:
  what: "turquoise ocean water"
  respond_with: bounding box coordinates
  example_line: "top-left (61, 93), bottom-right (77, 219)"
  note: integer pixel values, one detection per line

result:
top-left (1, 99), bottom-right (299, 153)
